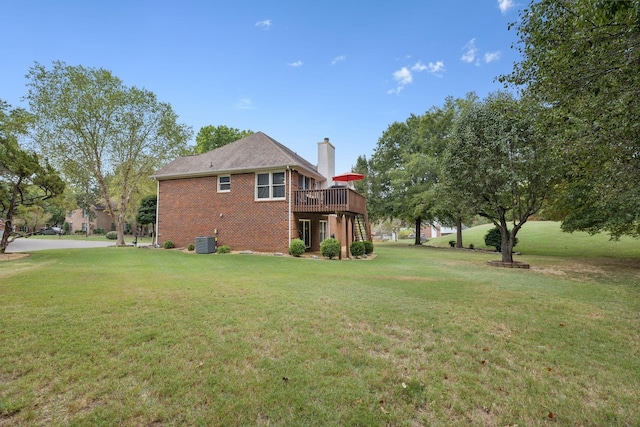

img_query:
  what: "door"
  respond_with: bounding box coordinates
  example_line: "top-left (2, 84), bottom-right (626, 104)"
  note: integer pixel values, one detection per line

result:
top-left (298, 219), bottom-right (311, 248)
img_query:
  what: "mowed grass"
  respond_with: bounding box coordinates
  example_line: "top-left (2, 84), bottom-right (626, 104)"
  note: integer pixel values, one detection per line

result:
top-left (1, 229), bottom-right (639, 426)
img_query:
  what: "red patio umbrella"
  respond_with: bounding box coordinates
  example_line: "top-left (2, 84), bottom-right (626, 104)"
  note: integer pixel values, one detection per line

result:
top-left (332, 172), bottom-right (364, 182)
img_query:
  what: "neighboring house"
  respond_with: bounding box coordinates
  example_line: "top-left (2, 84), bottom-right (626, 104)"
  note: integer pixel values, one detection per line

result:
top-left (151, 132), bottom-right (370, 257)
top-left (422, 223), bottom-right (457, 239)
top-left (65, 205), bottom-right (113, 234)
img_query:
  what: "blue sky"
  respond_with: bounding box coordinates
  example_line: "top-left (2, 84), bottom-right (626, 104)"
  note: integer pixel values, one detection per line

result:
top-left (1, 0), bottom-right (522, 175)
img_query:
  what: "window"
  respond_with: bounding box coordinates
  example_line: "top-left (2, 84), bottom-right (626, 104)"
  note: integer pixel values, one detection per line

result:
top-left (298, 219), bottom-right (311, 248)
top-left (319, 220), bottom-right (328, 243)
top-left (298, 174), bottom-right (311, 190)
top-left (256, 171), bottom-right (286, 200)
top-left (218, 175), bottom-right (230, 192)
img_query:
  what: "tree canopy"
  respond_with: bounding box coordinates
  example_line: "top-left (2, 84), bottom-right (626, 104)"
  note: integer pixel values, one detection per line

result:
top-left (443, 92), bottom-right (558, 262)
top-left (0, 100), bottom-right (65, 253)
top-left (501, 0), bottom-right (640, 238)
top-left (195, 125), bottom-right (253, 154)
top-left (25, 61), bottom-right (192, 246)
top-left (366, 95), bottom-right (477, 246)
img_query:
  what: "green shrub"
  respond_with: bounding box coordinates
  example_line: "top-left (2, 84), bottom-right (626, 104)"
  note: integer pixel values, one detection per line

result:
top-left (217, 245), bottom-right (231, 254)
top-left (289, 239), bottom-right (306, 257)
top-left (75, 230), bottom-right (85, 235)
top-left (449, 240), bottom-right (456, 248)
top-left (350, 241), bottom-right (365, 257)
top-left (484, 227), bottom-right (518, 252)
top-left (163, 240), bottom-right (175, 249)
top-left (320, 238), bottom-right (341, 259)
top-left (187, 244), bottom-right (195, 251)
top-left (363, 240), bottom-right (374, 254)
top-left (105, 231), bottom-right (117, 240)
top-left (94, 228), bottom-right (106, 235)
top-left (468, 243), bottom-right (475, 250)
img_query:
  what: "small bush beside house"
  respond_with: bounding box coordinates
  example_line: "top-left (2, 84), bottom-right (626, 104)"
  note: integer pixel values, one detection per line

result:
top-left (163, 240), bottom-right (175, 249)
top-left (289, 239), bottom-right (306, 257)
top-left (105, 231), bottom-right (117, 240)
top-left (363, 240), bottom-right (374, 255)
top-left (350, 241), bottom-right (365, 257)
top-left (320, 238), bottom-right (341, 259)
top-left (217, 245), bottom-right (231, 254)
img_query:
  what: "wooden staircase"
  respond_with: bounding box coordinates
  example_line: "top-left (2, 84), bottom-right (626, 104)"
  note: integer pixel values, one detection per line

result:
top-left (354, 213), bottom-right (371, 242)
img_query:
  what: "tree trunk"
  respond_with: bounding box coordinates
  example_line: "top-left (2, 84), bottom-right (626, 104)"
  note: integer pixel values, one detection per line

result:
top-left (500, 226), bottom-right (514, 263)
top-left (115, 212), bottom-right (126, 246)
top-left (414, 217), bottom-right (422, 245)
top-left (0, 220), bottom-right (10, 254)
top-left (0, 179), bottom-right (21, 254)
top-left (455, 216), bottom-right (463, 248)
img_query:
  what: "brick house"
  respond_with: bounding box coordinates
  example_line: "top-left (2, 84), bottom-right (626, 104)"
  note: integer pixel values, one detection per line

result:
top-left (65, 205), bottom-right (113, 234)
top-left (151, 132), bottom-right (370, 257)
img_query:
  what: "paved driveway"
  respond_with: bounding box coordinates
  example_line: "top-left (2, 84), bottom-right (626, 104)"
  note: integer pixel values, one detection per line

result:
top-left (6, 238), bottom-right (116, 252)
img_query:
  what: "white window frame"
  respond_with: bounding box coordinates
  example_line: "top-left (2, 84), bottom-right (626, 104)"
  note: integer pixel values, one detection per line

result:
top-left (319, 220), bottom-right (328, 243)
top-left (218, 175), bottom-right (231, 192)
top-left (256, 171), bottom-right (286, 200)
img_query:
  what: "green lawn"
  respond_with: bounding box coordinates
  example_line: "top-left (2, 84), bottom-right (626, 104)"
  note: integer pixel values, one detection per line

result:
top-left (1, 228), bottom-right (639, 426)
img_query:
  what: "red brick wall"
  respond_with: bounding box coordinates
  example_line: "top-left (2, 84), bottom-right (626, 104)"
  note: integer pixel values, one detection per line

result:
top-left (157, 173), bottom-right (293, 252)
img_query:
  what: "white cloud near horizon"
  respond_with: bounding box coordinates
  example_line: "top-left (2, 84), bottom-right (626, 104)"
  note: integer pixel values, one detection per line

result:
top-left (287, 60), bottom-right (303, 67)
top-left (498, 0), bottom-right (515, 14)
top-left (255, 19), bottom-right (271, 30)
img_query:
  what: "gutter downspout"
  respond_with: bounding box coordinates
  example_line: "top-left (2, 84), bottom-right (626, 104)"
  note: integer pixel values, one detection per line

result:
top-left (154, 180), bottom-right (159, 247)
top-left (287, 166), bottom-right (292, 247)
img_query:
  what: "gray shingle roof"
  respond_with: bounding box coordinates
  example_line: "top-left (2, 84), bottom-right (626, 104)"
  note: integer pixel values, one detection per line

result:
top-left (151, 132), bottom-right (323, 180)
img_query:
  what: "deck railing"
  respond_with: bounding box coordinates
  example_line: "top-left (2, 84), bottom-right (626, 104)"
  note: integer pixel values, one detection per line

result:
top-left (293, 187), bottom-right (367, 215)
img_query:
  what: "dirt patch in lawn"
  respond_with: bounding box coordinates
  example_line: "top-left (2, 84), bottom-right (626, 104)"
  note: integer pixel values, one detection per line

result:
top-left (0, 253), bottom-right (30, 261)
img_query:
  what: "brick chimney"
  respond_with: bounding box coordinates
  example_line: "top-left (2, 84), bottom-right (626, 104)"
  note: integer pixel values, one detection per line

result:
top-left (317, 137), bottom-right (335, 188)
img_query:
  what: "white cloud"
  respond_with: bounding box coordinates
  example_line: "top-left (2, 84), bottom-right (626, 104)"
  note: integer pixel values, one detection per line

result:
top-left (484, 51), bottom-right (501, 63)
top-left (498, 0), bottom-right (515, 14)
top-left (393, 67), bottom-right (412, 85)
top-left (331, 55), bottom-right (346, 65)
top-left (411, 60), bottom-right (445, 76)
top-left (287, 60), bottom-right (303, 67)
top-left (234, 98), bottom-right (254, 110)
top-left (388, 60), bottom-right (446, 94)
top-left (411, 62), bottom-right (427, 72)
top-left (387, 86), bottom-right (404, 95)
top-left (427, 61), bottom-right (445, 75)
top-left (461, 38), bottom-right (478, 63)
top-left (255, 19), bottom-right (271, 30)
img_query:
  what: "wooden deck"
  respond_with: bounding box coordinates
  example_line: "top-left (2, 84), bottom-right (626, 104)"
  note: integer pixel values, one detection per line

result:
top-left (292, 188), bottom-right (367, 215)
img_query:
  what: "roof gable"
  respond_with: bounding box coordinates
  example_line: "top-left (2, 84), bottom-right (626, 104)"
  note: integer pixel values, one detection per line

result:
top-left (152, 132), bottom-right (322, 180)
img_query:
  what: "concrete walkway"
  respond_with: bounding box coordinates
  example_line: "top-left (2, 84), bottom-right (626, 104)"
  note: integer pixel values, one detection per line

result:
top-left (6, 238), bottom-right (116, 253)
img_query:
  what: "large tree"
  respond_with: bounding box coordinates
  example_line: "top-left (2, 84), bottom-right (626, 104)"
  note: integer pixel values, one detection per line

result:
top-left (501, 0), bottom-right (640, 238)
top-left (443, 92), bottom-right (558, 263)
top-left (25, 61), bottom-right (192, 246)
top-left (0, 101), bottom-right (65, 253)
top-left (195, 125), bottom-right (253, 154)
top-left (367, 95), bottom-right (477, 246)
top-left (368, 117), bottom-right (427, 243)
